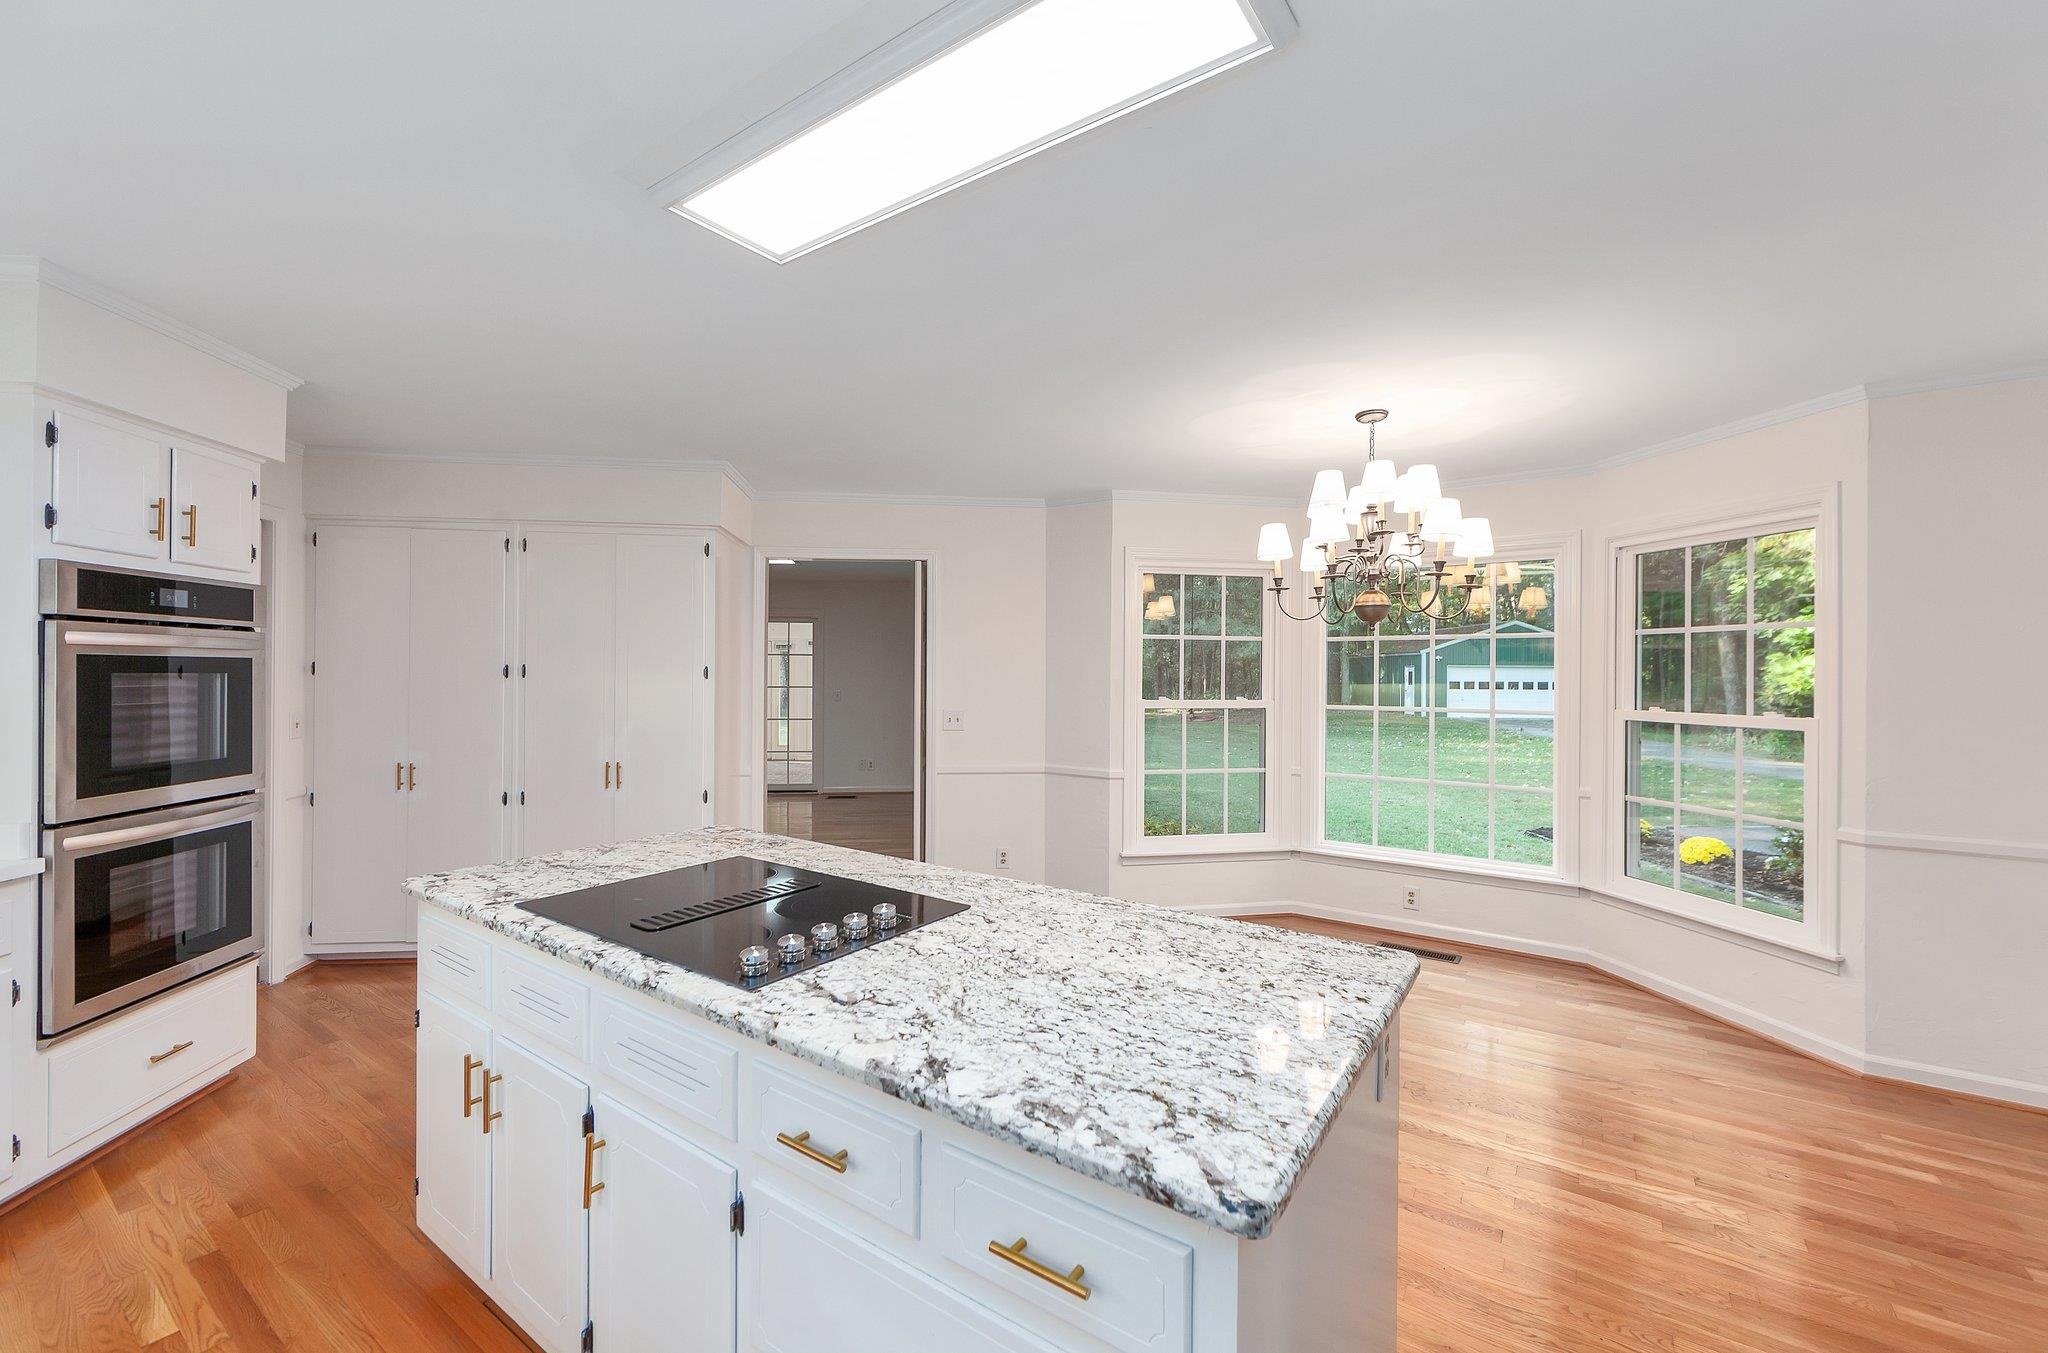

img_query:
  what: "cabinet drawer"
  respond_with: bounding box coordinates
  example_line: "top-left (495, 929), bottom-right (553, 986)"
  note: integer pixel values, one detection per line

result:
top-left (419, 916), bottom-right (489, 1008)
top-left (492, 949), bottom-right (589, 1057)
top-left (746, 1184), bottom-right (1059, 1353)
top-left (592, 997), bottom-right (736, 1138)
top-left (47, 962), bottom-right (256, 1152)
top-left (935, 1144), bottom-right (1191, 1353)
top-left (747, 1061), bottom-right (920, 1237)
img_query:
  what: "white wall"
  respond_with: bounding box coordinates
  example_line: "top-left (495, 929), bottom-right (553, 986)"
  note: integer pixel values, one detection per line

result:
top-left (1861, 377), bottom-right (2048, 1097)
top-left (752, 500), bottom-right (1047, 880)
top-left (768, 567), bottom-right (918, 791)
top-left (261, 449), bottom-right (311, 980)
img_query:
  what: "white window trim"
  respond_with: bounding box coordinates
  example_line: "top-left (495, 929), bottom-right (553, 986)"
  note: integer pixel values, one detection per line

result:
top-left (1306, 531), bottom-right (1581, 882)
top-left (1122, 553), bottom-right (1285, 857)
top-left (1599, 489), bottom-right (1841, 960)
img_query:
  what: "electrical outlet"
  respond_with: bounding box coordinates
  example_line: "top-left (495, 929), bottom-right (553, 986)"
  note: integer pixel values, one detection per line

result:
top-left (288, 711), bottom-right (304, 740)
top-left (942, 709), bottom-right (965, 732)
top-left (1403, 888), bottom-right (1419, 911)
top-left (863, 758), bottom-right (875, 770)
top-left (996, 848), bottom-right (1010, 869)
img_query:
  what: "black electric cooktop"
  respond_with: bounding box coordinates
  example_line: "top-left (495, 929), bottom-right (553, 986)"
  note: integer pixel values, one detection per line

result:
top-left (517, 856), bottom-right (968, 991)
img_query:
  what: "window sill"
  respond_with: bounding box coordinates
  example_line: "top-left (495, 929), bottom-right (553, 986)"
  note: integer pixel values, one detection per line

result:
top-left (1297, 844), bottom-right (1581, 896)
top-left (1585, 885), bottom-right (1844, 969)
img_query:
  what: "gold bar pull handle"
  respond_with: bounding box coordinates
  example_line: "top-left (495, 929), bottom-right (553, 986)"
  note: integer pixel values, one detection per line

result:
top-left (482, 1068), bottom-right (503, 1134)
top-left (150, 497), bottom-right (167, 541)
top-left (614, 760), bottom-right (622, 789)
top-left (407, 762), bottom-right (416, 791)
top-left (461, 1054), bottom-right (484, 1117)
top-left (149, 1040), bottom-right (195, 1067)
top-left (604, 760), bottom-right (612, 789)
top-left (988, 1237), bottom-right (1090, 1301)
top-left (582, 1132), bottom-right (606, 1210)
top-left (775, 1130), bottom-right (849, 1174)
top-left (396, 761), bottom-right (404, 791)
top-left (181, 503), bottom-right (198, 547)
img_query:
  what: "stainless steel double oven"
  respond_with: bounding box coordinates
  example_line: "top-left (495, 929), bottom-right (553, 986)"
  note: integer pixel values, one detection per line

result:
top-left (39, 561), bottom-right (265, 1037)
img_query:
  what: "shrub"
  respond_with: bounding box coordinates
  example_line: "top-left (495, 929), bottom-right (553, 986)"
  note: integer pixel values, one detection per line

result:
top-left (1638, 817), bottom-right (1653, 843)
top-left (1678, 835), bottom-right (1733, 866)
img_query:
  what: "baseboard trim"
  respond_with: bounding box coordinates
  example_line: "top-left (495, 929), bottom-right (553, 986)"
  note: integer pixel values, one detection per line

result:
top-left (1191, 900), bottom-right (2048, 1113)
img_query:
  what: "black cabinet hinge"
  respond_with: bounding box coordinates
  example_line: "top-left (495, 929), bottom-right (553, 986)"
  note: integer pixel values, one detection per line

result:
top-left (501, 791), bottom-right (508, 806)
top-left (702, 790), bottom-right (709, 804)
top-left (703, 542), bottom-right (710, 557)
top-left (729, 1192), bottom-right (744, 1235)
top-left (251, 481), bottom-right (258, 499)
top-left (45, 418), bottom-right (58, 448)
top-left (413, 1008), bottom-right (421, 1029)
top-left (504, 536), bottom-right (511, 552)
top-left (251, 544), bottom-right (258, 562)
top-left (520, 663), bottom-right (527, 678)
top-left (581, 1322), bottom-right (594, 1353)
top-left (519, 790), bottom-right (526, 805)
top-left (310, 660), bottom-right (317, 676)
top-left (702, 665), bottom-right (710, 679)
top-left (311, 530), bottom-right (318, 546)
top-left (414, 1176), bottom-right (421, 1197)
top-left (520, 537), bottom-right (528, 552)
top-left (502, 663), bottom-right (510, 679)
top-left (307, 921), bottom-right (314, 936)
top-left (308, 791), bottom-right (316, 806)
top-left (43, 503), bottom-right (56, 529)
top-left (581, 1106), bottom-right (596, 1136)
top-left (10, 1135), bottom-right (19, 1162)
top-left (10, 979), bottom-right (19, 1007)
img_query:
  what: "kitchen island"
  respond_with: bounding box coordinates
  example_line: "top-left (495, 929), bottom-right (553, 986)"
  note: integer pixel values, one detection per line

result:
top-left (407, 829), bottom-right (1417, 1353)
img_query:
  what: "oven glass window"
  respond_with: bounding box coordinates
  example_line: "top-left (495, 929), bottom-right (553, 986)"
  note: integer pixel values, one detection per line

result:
top-left (74, 654), bottom-right (254, 800)
top-left (70, 820), bottom-right (254, 1004)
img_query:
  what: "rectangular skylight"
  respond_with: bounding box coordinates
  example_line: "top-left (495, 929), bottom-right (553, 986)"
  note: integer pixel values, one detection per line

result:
top-left (657, 0), bottom-right (1295, 263)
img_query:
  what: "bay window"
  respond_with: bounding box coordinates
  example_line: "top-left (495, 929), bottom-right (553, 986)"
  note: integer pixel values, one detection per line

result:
top-left (1319, 556), bottom-right (1563, 871)
top-left (1613, 512), bottom-right (1829, 950)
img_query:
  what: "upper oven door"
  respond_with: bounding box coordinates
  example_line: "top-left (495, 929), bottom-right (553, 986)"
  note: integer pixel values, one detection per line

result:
top-left (44, 619), bottom-right (263, 823)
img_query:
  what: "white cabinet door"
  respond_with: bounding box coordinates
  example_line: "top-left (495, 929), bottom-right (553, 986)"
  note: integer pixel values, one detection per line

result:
top-left (488, 1037), bottom-right (590, 1353)
top-left (589, 1095), bottom-right (736, 1353)
top-left (0, 962), bottom-right (11, 1186)
top-left (520, 533), bottom-right (616, 856)
top-left (613, 534), bottom-right (709, 841)
top-left (417, 995), bottom-right (491, 1281)
top-left (49, 405), bottom-right (171, 560)
top-left (169, 442), bottom-right (261, 575)
top-left (406, 529), bottom-right (510, 881)
top-left (310, 527), bottom-right (413, 945)
top-left (744, 1184), bottom-right (1057, 1353)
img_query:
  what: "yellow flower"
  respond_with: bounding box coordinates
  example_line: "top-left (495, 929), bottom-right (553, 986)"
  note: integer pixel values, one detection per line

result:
top-left (1678, 835), bottom-right (1733, 866)
top-left (1638, 817), bottom-right (1653, 842)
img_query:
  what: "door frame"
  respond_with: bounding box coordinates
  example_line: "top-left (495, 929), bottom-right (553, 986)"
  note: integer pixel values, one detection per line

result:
top-left (751, 548), bottom-right (933, 862)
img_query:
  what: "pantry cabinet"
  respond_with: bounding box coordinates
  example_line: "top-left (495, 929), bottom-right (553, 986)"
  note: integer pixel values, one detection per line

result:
top-left (44, 403), bottom-right (262, 577)
top-left (309, 526), bottom-right (510, 947)
top-left (518, 529), bottom-right (712, 857)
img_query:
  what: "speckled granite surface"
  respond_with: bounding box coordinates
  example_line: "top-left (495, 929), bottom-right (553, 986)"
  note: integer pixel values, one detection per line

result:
top-left (405, 828), bottom-right (1417, 1239)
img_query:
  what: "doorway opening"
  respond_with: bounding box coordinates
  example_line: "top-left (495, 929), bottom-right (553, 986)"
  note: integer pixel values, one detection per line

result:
top-left (763, 559), bottom-right (924, 860)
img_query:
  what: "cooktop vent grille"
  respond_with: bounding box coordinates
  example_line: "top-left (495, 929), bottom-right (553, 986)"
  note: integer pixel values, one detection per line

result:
top-left (630, 878), bottom-right (819, 932)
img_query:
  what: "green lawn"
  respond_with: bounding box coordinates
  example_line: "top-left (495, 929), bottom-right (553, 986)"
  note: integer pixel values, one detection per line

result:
top-left (1629, 726), bottom-right (1803, 823)
top-left (1322, 713), bottom-right (1555, 864)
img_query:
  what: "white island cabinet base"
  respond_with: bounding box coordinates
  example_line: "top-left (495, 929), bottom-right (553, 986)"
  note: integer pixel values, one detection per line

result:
top-left (414, 900), bottom-right (1400, 1353)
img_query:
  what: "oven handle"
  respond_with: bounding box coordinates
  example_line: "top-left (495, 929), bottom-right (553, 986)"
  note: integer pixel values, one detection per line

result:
top-left (59, 800), bottom-right (261, 852)
top-left (60, 628), bottom-right (262, 651)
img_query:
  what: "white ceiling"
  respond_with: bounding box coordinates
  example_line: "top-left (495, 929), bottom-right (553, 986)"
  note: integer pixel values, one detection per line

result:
top-left (4, 1), bottom-right (2045, 499)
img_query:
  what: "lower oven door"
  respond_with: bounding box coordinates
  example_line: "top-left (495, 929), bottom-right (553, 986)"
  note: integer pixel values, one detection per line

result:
top-left (42, 795), bottom-right (264, 1037)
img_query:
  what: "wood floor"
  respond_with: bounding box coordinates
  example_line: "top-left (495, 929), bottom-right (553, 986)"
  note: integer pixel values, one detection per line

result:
top-left (2, 926), bottom-right (2043, 1351)
top-left (762, 790), bottom-right (914, 858)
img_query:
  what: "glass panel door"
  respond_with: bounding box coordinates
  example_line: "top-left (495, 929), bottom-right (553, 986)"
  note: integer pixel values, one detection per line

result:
top-left (766, 621), bottom-right (815, 790)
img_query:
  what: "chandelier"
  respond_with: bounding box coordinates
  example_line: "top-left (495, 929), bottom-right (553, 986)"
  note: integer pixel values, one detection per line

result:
top-left (1257, 409), bottom-right (1525, 629)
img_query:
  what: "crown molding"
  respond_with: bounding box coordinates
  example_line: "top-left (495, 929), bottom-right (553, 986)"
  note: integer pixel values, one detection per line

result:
top-left (752, 489), bottom-right (1045, 510)
top-left (302, 444), bottom-right (753, 481)
top-left (1863, 360), bottom-right (2048, 400)
top-left (1, 255), bottom-right (304, 391)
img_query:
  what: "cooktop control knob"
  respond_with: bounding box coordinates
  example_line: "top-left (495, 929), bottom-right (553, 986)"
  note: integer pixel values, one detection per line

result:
top-left (841, 911), bottom-right (870, 941)
top-left (738, 945), bottom-right (772, 977)
top-left (871, 902), bottom-right (899, 931)
top-left (775, 932), bottom-right (807, 965)
top-left (810, 921), bottom-right (840, 952)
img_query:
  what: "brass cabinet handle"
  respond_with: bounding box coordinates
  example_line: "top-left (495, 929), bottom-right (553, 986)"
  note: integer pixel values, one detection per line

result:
top-left (988, 1237), bottom-right (1091, 1301)
top-left (482, 1068), bottom-right (503, 1133)
top-left (461, 1054), bottom-right (484, 1118)
top-left (149, 1040), bottom-right (195, 1066)
top-left (775, 1129), bottom-right (848, 1174)
top-left (582, 1132), bottom-right (606, 1209)
top-left (396, 761), bottom-right (404, 791)
top-left (614, 760), bottom-right (623, 789)
top-left (150, 497), bottom-right (167, 541)
top-left (604, 761), bottom-right (612, 789)
top-left (407, 762), bottom-right (417, 791)
top-left (181, 503), bottom-right (198, 547)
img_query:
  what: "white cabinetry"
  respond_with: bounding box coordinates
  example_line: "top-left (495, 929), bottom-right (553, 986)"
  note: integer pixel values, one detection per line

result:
top-left (519, 530), bottom-right (711, 856)
top-left (488, 1037), bottom-right (591, 1353)
top-left (589, 1094), bottom-right (739, 1352)
top-left (0, 957), bottom-right (12, 1188)
top-left (310, 526), bottom-right (509, 947)
top-left (417, 993), bottom-right (492, 1278)
top-left (44, 404), bottom-right (263, 577)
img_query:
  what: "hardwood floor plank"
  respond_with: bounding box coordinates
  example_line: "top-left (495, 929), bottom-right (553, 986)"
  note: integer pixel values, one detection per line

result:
top-left (2, 923), bottom-right (2043, 1350)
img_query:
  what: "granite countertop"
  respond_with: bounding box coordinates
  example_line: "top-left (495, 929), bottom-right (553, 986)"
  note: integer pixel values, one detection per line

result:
top-left (405, 828), bottom-right (1418, 1239)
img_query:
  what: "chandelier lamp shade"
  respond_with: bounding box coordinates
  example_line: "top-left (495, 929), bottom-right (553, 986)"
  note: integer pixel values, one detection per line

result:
top-left (1257, 408), bottom-right (1511, 629)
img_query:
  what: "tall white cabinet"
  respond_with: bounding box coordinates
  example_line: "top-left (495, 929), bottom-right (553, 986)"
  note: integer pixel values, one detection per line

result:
top-left (310, 523), bottom-right (712, 948)
top-left (520, 530), bottom-right (712, 857)
top-left (311, 526), bottom-right (512, 947)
